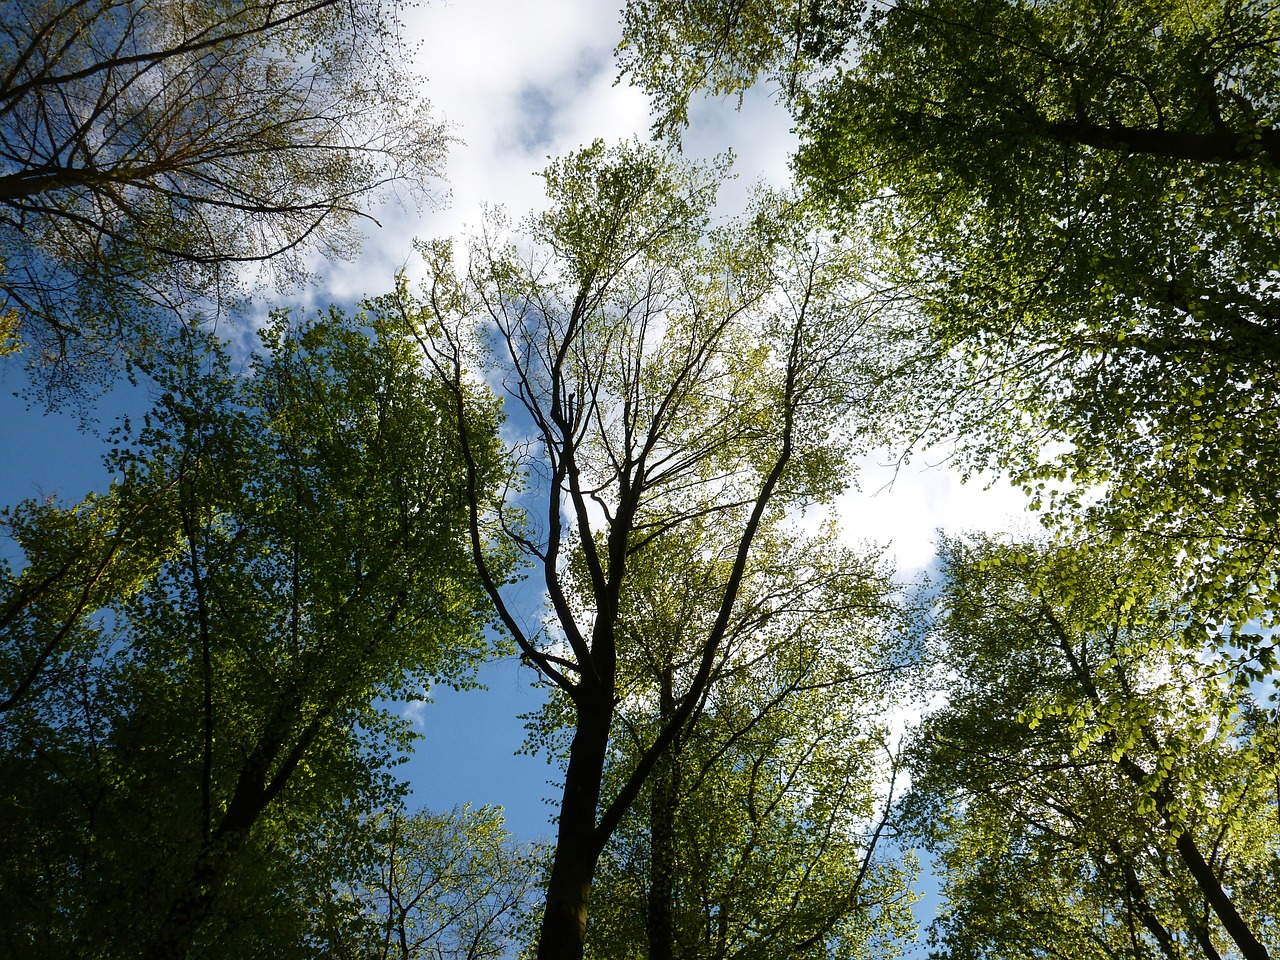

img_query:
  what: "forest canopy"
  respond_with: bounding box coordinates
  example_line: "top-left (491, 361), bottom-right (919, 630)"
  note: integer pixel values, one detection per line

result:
top-left (1, 0), bottom-right (1277, 957)
top-left (0, 303), bottom-right (506, 957)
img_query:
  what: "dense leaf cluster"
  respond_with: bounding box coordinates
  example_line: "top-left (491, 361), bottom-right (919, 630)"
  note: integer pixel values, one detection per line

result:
top-left (0, 306), bottom-right (508, 957)
top-left (905, 537), bottom-right (1279, 960)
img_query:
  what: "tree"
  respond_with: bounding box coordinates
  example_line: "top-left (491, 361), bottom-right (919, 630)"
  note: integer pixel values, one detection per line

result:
top-left (406, 139), bottom-right (909, 960)
top-left (0, 0), bottom-right (447, 394)
top-left (0, 299), bottom-right (502, 958)
top-left (902, 535), bottom-right (1279, 960)
top-left (576, 525), bottom-right (918, 960)
top-left (317, 805), bottom-right (539, 960)
top-left (618, 0), bottom-right (1280, 635)
top-left (0, 465), bottom-right (175, 717)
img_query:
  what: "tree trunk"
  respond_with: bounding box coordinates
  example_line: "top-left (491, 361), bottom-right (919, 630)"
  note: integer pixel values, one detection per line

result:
top-left (145, 710), bottom-right (324, 960)
top-left (537, 689), bottom-right (614, 960)
top-left (1174, 831), bottom-right (1271, 960)
top-left (145, 836), bottom-right (243, 960)
top-left (647, 665), bottom-right (679, 960)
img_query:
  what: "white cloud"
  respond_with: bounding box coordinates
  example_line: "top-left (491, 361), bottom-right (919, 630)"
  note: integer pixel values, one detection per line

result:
top-left (832, 452), bottom-right (1031, 578)
top-left (316, 0), bottom-right (800, 302)
top-left (402, 696), bottom-right (432, 729)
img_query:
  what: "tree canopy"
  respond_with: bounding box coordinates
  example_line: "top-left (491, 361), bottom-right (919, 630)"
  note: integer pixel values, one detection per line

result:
top-left (904, 535), bottom-right (1278, 960)
top-left (3, 1), bottom-right (1279, 956)
top-left (0, 0), bottom-right (447, 394)
top-left (0, 301), bottom-right (503, 957)
top-left (406, 138), bottom-right (914, 959)
top-left (619, 0), bottom-right (1280, 633)
top-left (319, 804), bottom-right (539, 960)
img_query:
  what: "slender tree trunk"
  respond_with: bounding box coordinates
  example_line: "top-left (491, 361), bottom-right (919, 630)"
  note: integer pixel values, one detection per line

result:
top-left (647, 665), bottom-right (679, 960)
top-left (145, 710), bottom-right (324, 960)
top-left (1114, 755), bottom-right (1271, 960)
top-left (538, 688), bottom-right (614, 960)
top-left (1173, 832), bottom-right (1270, 960)
top-left (1052, 610), bottom-right (1271, 960)
top-left (1115, 857), bottom-right (1193, 960)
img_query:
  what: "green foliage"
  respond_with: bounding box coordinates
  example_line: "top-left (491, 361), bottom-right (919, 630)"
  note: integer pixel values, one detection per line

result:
top-left (318, 805), bottom-right (540, 960)
top-left (903, 535), bottom-right (1279, 960)
top-left (533, 140), bottom-right (726, 283)
top-left (580, 523), bottom-right (920, 960)
top-left (619, 0), bottom-right (1280, 656)
top-left (618, 0), bottom-right (863, 136)
top-left (802, 0), bottom-right (1280, 630)
top-left (618, 4), bottom-right (1280, 949)
top-left (0, 301), bottom-right (501, 957)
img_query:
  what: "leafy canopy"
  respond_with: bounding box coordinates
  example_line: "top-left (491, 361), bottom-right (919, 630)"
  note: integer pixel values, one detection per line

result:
top-left (903, 535), bottom-right (1279, 960)
top-left (618, 0), bottom-right (1280, 636)
top-left (0, 299), bottom-right (503, 958)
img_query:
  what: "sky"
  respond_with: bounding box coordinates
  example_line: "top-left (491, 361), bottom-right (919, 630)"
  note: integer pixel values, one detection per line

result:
top-left (0, 0), bottom-right (1028, 919)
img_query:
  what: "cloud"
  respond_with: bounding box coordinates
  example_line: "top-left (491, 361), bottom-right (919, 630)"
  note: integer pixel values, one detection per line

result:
top-left (313, 0), bottom-right (799, 304)
top-left (828, 451), bottom-right (1030, 580)
top-left (403, 692), bottom-right (432, 729)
